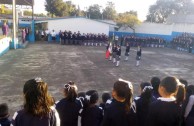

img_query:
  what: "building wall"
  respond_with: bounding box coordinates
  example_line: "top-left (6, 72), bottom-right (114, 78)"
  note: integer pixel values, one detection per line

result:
top-left (0, 37), bottom-right (11, 56)
top-left (115, 22), bottom-right (194, 42)
top-left (43, 18), bottom-right (110, 35)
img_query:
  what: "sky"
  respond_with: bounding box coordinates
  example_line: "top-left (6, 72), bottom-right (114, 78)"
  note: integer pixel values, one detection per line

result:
top-left (34, 0), bottom-right (157, 21)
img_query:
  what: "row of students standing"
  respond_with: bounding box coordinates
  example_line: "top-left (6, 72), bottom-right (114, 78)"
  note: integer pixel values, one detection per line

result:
top-left (1, 76), bottom-right (193, 126)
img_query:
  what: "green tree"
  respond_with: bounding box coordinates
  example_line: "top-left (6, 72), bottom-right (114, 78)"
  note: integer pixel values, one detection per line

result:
top-left (23, 10), bottom-right (32, 16)
top-left (87, 4), bottom-right (101, 19)
top-left (116, 12), bottom-right (140, 33)
top-left (102, 2), bottom-right (117, 20)
top-left (146, 0), bottom-right (194, 23)
top-left (45, 0), bottom-right (55, 17)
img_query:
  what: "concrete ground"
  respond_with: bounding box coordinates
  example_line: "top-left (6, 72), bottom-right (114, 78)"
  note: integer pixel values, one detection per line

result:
top-left (0, 42), bottom-right (194, 116)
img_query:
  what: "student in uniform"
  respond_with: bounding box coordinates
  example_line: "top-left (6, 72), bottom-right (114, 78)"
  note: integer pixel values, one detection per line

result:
top-left (81, 90), bottom-right (103, 126)
top-left (51, 30), bottom-right (56, 42)
top-left (146, 76), bottom-right (185, 126)
top-left (116, 45), bottom-right (121, 67)
top-left (0, 103), bottom-right (11, 126)
top-left (102, 78), bottom-right (137, 126)
top-left (55, 81), bottom-right (82, 126)
top-left (99, 92), bottom-right (112, 111)
top-left (134, 82), bottom-right (156, 126)
top-left (150, 77), bottom-right (161, 99)
top-left (184, 85), bottom-right (194, 126)
top-left (11, 78), bottom-right (60, 126)
top-left (112, 44), bottom-right (117, 63)
top-left (136, 46), bottom-right (142, 67)
top-left (125, 42), bottom-right (130, 61)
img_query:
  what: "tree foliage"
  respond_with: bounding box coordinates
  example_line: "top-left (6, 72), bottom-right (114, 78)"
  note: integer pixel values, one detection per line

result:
top-left (87, 4), bottom-right (101, 19)
top-left (102, 2), bottom-right (116, 20)
top-left (116, 12), bottom-right (140, 31)
top-left (146, 0), bottom-right (194, 23)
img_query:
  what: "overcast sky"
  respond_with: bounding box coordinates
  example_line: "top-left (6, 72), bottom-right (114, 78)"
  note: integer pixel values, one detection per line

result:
top-left (33, 0), bottom-right (159, 21)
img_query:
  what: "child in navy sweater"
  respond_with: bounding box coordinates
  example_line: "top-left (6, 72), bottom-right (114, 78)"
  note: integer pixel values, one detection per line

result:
top-left (0, 103), bottom-right (11, 126)
top-left (146, 76), bottom-right (185, 126)
top-left (11, 78), bottom-right (60, 126)
top-left (102, 78), bottom-right (137, 126)
top-left (81, 90), bottom-right (103, 126)
top-left (56, 81), bottom-right (82, 126)
top-left (134, 82), bottom-right (156, 126)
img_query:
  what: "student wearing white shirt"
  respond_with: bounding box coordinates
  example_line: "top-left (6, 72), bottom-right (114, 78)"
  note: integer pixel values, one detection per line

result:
top-left (51, 30), bottom-right (56, 42)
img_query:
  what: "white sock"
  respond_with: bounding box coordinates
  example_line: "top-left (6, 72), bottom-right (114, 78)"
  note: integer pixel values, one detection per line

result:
top-left (116, 61), bottom-right (120, 66)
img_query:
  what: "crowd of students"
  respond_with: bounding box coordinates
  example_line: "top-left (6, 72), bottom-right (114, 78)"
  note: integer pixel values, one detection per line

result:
top-left (171, 33), bottom-right (194, 52)
top-left (124, 35), bottom-right (166, 48)
top-left (36, 29), bottom-right (109, 46)
top-left (0, 76), bottom-right (194, 126)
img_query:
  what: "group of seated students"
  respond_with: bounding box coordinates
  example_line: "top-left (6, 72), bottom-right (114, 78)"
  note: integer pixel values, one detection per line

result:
top-left (0, 76), bottom-right (194, 126)
top-left (171, 33), bottom-right (194, 52)
top-left (124, 35), bottom-right (166, 48)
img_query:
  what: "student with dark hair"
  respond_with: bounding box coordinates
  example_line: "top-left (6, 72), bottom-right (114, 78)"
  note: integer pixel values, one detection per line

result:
top-left (179, 78), bottom-right (188, 88)
top-left (99, 92), bottom-right (112, 111)
top-left (124, 42), bottom-right (130, 61)
top-left (0, 103), bottom-right (11, 126)
top-left (112, 44), bottom-right (117, 63)
top-left (150, 77), bottom-right (161, 99)
top-left (116, 45), bottom-right (121, 67)
top-left (179, 78), bottom-right (189, 126)
top-left (136, 46), bottom-right (142, 67)
top-left (135, 82), bottom-right (156, 126)
top-left (146, 76), bottom-right (185, 126)
top-left (184, 85), bottom-right (194, 126)
top-left (11, 78), bottom-right (60, 126)
top-left (56, 81), bottom-right (82, 126)
top-left (102, 78), bottom-right (137, 126)
top-left (81, 90), bottom-right (103, 126)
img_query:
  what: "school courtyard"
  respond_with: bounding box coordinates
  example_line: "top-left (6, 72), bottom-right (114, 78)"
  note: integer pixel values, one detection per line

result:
top-left (0, 42), bottom-right (194, 115)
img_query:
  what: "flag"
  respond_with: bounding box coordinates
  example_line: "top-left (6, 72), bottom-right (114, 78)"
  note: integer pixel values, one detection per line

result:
top-left (106, 42), bottom-right (112, 59)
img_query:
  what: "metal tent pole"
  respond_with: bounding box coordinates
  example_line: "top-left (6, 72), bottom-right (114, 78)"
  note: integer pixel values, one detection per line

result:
top-left (12, 0), bottom-right (17, 49)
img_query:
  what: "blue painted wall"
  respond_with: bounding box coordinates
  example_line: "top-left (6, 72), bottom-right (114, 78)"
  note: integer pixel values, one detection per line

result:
top-left (109, 31), bottom-right (194, 42)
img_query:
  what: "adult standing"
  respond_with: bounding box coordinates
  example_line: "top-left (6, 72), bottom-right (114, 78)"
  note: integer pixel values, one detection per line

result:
top-left (22, 28), bottom-right (26, 43)
top-left (51, 30), bottom-right (56, 42)
top-left (2, 22), bottom-right (9, 37)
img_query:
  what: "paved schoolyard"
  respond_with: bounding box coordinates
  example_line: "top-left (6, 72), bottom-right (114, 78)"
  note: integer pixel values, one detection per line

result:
top-left (0, 42), bottom-right (194, 116)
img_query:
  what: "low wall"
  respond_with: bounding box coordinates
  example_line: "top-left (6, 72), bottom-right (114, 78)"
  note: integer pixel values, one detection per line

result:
top-left (0, 37), bottom-right (11, 56)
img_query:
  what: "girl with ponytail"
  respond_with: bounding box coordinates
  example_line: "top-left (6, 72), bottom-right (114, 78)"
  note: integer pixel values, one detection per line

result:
top-left (135, 82), bottom-right (156, 126)
top-left (146, 76), bottom-right (185, 126)
top-left (102, 78), bottom-right (137, 126)
top-left (55, 81), bottom-right (82, 126)
top-left (81, 90), bottom-right (103, 126)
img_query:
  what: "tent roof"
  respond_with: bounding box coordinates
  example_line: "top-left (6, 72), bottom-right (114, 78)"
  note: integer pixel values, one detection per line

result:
top-left (0, 0), bottom-right (33, 6)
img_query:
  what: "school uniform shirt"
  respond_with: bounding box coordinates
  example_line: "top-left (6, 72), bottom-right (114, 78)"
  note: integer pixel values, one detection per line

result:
top-left (125, 45), bottom-right (130, 56)
top-left (0, 118), bottom-right (11, 126)
top-left (116, 48), bottom-right (121, 56)
top-left (137, 48), bottom-right (141, 57)
top-left (11, 106), bottom-right (60, 126)
top-left (102, 99), bottom-right (137, 126)
top-left (51, 31), bottom-right (56, 37)
top-left (146, 97), bottom-right (182, 126)
top-left (55, 98), bottom-right (82, 126)
top-left (134, 96), bottom-right (156, 126)
top-left (81, 105), bottom-right (103, 126)
top-left (125, 45), bottom-right (130, 53)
